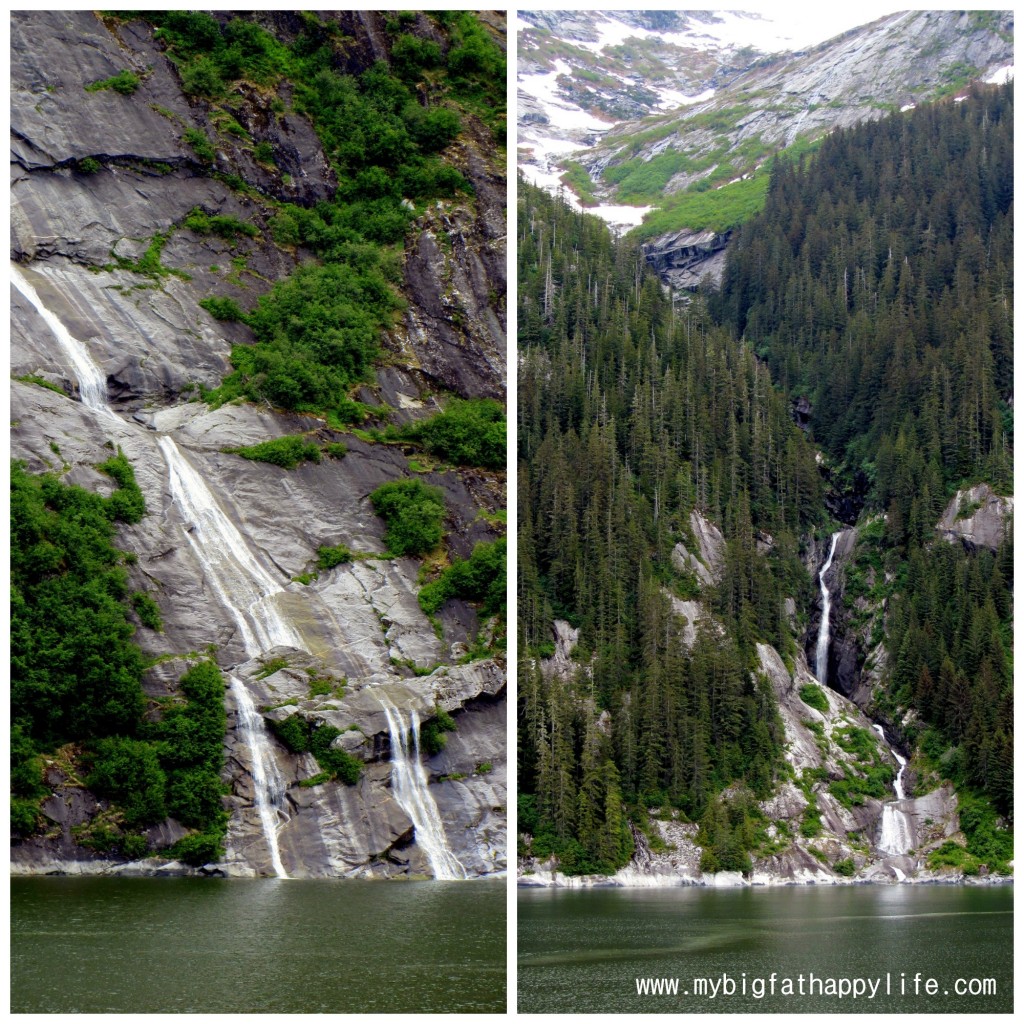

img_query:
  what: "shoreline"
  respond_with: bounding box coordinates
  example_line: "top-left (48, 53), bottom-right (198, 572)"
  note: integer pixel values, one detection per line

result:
top-left (517, 867), bottom-right (1013, 889)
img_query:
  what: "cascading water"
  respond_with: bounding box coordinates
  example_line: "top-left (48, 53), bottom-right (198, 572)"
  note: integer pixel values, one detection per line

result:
top-left (157, 436), bottom-right (302, 876)
top-left (815, 532), bottom-right (840, 685)
top-left (11, 263), bottom-right (113, 417)
top-left (872, 724), bottom-right (914, 856)
top-left (378, 694), bottom-right (467, 880)
top-left (157, 436), bottom-right (301, 654)
top-left (232, 677), bottom-right (290, 878)
top-left (13, 264), bottom-right (298, 875)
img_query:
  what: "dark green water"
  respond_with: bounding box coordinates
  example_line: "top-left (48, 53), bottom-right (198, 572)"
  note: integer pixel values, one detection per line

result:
top-left (519, 884), bottom-right (1012, 1013)
top-left (12, 877), bottom-right (506, 1013)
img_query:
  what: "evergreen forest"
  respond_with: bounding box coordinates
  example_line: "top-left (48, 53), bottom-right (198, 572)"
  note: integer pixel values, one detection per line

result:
top-left (518, 82), bottom-right (1012, 876)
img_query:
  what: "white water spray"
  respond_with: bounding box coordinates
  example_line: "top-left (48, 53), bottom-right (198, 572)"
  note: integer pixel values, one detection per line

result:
top-left (11, 262), bottom-right (114, 416)
top-left (157, 436), bottom-right (301, 876)
top-left (815, 532), bottom-right (840, 685)
top-left (157, 436), bottom-right (301, 653)
top-left (231, 676), bottom-right (290, 878)
top-left (872, 724), bottom-right (914, 855)
top-left (378, 693), bottom-right (467, 880)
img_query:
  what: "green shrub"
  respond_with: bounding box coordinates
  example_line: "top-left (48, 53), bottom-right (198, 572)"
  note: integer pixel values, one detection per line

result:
top-left (77, 157), bottom-right (102, 174)
top-left (10, 461), bottom-right (147, 747)
top-left (270, 714), bottom-right (310, 753)
top-left (317, 544), bottom-right (352, 570)
top-left (419, 536), bottom-right (506, 616)
top-left (323, 441), bottom-right (348, 459)
top-left (184, 208), bottom-right (259, 240)
top-left (98, 449), bottom-right (147, 524)
top-left (121, 833), bottom-right (148, 859)
top-left (180, 56), bottom-right (224, 97)
top-left (87, 737), bottom-right (168, 828)
top-left (833, 857), bottom-right (855, 876)
top-left (253, 140), bottom-right (274, 164)
top-left (184, 127), bottom-right (217, 164)
top-left (85, 69), bottom-right (140, 95)
top-left (199, 296), bottom-right (246, 321)
top-left (171, 828), bottom-right (225, 866)
top-left (370, 479), bottom-right (446, 556)
top-left (420, 706), bottom-right (456, 755)
top-left (309, 724), bottom-right (362, 784)
top-left (798, 684), bottom-right (829, 714)
top-left (228, 435), bottom-right (322, 469)
top-left (131, 592), bottom-right (163, 631)
top-left (395, 398), bottom-right (505, 468)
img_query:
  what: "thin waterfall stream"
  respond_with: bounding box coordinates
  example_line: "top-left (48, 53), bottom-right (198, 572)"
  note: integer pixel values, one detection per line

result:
top-left (12, 263), bottom-right (112, 417)
top-left (816, 528), bottom-right (914, 858)
top-left (873, 724), bottom-right (914, 856)
top-left (157, 436), bottom-right (299, 877)
top-left (815, 532), bottom-right (840, 685)
top-left (378, 693), bottom-right (467, 880)
top-left (13, 265), bottom-right (297, 877)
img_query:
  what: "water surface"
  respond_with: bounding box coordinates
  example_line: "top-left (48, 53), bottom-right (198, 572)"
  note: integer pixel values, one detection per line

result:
top-left (518, 884), bottom-right (1011, 1013)
top-left (12, 877), bottom-right (506, 1013)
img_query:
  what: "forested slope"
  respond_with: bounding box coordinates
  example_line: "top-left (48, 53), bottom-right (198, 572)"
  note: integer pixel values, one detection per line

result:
top-left (714, 83), bottom-right (1013, 831)
top-left (517, 182), bottom-right (823, 873)
top-left (518, 81), bottom-right (1012, 882)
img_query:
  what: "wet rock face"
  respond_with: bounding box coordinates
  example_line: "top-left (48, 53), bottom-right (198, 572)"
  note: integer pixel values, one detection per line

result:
top-left (11, 11), bottom-right (507, 878)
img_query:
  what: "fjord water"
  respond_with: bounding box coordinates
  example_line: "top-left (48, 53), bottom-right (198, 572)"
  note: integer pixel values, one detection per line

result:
top-left (12, 878), bottom-right (505, 1013)
top-left (519, 885), bottom-right (1011, 1013)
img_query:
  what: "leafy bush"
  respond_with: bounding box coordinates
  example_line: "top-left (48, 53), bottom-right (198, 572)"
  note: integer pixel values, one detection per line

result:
top-left (395, 398), bottom-right (505, 468)
top-left (370, 479), bottom-right (446, 556)
top-left (209, 261), bottom-right (402, 422)
top-left (798, 684), bottom-right (829, 714)
top-left (270, 714), bottom-right (310, 753)
top-left (77, 157), bottom-right (102, 174)
top-left (419, 536), bottom-right (506, 616)
top-left (183, 127), bottom-right (217, 164)
top-left (199, 296), bottom-right (246, 321)
top-left (270, 715), bottom-right (361, 783)
top-left (98, 449), bottom-right (147, 524)
top-left (391, 33), bottom-right (441, 80)
top-left (253, 140), bottom-right (274, 164)
top-left (420, 707), bottom-right (457, 756)
top-left (833, 857), bottom-right (855, 876)
top-left (317, 544), bottom-right (352, 570)
top-left (85, 69), bottom-right (140, 95)
top-left (309, 724), bottom-right (362, 784)
top-left (11, 460), bottom-right (147, 748)
top-left (180, 56), bottom-right (224, 97)
top-left (171, 828), bottom-right (225, 866)
top-left (87, 737), bottom-right (168, 828)
top-left (131, 592), bottom-right (163, 631)
top-left (227, 435), bottom-right (322, 469)
top-left (323, 441), bottom-right (348, 459)
top-left (184, 208), bottom-right (259, 240)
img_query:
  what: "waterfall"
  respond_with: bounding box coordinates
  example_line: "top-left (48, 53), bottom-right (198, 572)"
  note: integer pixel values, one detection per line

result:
top-left (815, 532), bottom-right (840, 685)
top-left (11, 262), bottom-right (113, 416)
top-left (231, 676), bottom-right (290, 878)
top-left (157, 435), bottom-right (302, 876)
top-left (872, 724), bottom-right (914, 856)
top-left (378, 694), bottom-right (467, 880)
top-left (157, 436), bottom-right (302, 654)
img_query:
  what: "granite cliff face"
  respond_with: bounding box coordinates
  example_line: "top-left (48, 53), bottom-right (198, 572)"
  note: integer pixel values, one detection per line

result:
top-left (11, 10), bottom-right (507, 878)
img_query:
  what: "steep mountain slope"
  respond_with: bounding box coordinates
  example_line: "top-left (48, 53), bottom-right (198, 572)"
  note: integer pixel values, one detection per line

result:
top-left (11, 10), bottom-right (507, 878)
top-left (519, 9), bottom-right (1013, 283)
top-left (517, 75), bottom-right (1013, 885)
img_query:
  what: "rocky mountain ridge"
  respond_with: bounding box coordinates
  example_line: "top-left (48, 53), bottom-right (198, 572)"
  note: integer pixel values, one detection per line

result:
top-left (518, 9), bottom-right (1013, 280)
